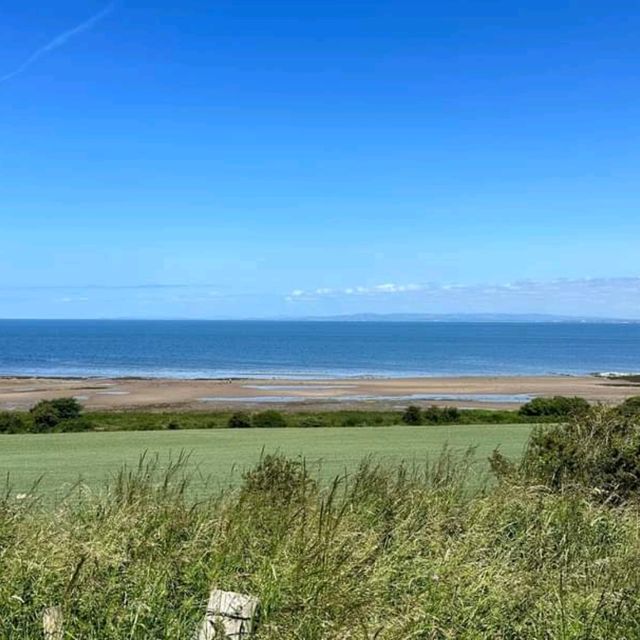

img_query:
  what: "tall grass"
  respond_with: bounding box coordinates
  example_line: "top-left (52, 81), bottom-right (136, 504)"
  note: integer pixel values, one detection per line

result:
top-left (2, 450), bottom-right (640, 638)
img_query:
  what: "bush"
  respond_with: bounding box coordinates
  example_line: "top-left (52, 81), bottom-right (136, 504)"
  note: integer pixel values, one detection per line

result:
top-left (29, 397), bottom-right (85, 433)
top-left (166, 419), bottom-right (181, 430)
top-left (341, 414), bottom-right (367, 427)
top-left (492, 406), bottom-right (640, 503)
top-left (227, 412), bottom-right (252, 429)
top-left (57, 417), bottom-right (93, 432)
top-left (252, 410), bottom-right (287, 429)
top-left (619, 396), bottom-right (640, 417)
top-left (298, 415), bottom-right (326, 428)
top-left (0, 411), bottom-right (27, 434)
top-left (29, 401), bottom-right (62, 432)
top-left (423, 405), bottom-right (461, 424)
top-left (401, 405), bottom-right (422, 425)
top-left (462, 409), bottom-right (523, 424)
top-left (48, 397), bottom-right (83, 420)
top-left (518, 396), bottom-right (589, 418)
top-left (443, 406), bottom-right (460, 422)
top-left (241, 453), bottom-right (315, 505)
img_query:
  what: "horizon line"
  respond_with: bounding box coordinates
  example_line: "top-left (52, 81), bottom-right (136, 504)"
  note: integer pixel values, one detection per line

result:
top-left (0, 313), bottom-right (639, 323)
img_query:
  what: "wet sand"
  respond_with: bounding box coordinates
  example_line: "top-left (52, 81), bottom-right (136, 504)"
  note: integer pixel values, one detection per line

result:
top-left (1, 375), bottom-right (638, 412)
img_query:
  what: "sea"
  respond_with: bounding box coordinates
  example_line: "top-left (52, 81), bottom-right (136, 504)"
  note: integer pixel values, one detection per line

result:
top-left (0, 319), bottom-right (639, 379)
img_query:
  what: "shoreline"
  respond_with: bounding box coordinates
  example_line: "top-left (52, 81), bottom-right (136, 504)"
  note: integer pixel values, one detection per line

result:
top-left (0, 372), bottom-right (587, 382)
top-left (1, 371), bottom-right (637, 382)
top-left (1, 374), bottom-right (639, 412)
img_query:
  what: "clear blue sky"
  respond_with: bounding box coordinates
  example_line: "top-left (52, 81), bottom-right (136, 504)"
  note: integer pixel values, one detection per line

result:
top-left (1, 0), bottom-right (639, 318)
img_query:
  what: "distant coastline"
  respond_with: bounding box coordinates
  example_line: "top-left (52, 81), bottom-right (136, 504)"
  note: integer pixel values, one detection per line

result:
top-left (2, 314), bottom-right (639, 323)
top-left (294, 313), bottom-right (640, 323)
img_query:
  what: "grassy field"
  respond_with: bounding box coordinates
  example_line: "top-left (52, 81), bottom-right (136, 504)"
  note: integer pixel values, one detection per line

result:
top-left (0, 423), bottom-right (532, 497)
top-left (4, 411), bottom-right (640, 638)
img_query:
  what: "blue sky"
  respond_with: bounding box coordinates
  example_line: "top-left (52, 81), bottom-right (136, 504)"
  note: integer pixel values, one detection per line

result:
top-left (1, 0), bottom-right (639, 318)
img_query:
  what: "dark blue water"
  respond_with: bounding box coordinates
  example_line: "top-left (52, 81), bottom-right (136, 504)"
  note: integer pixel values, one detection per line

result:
top-left (0, 320), bottom-right (639, 378)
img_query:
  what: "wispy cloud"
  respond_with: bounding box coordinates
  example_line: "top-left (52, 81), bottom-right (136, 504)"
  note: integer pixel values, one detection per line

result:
top-left (0, 2), bottom-right (115, 84)
top-left (0, 284), bottom-right (215, 291)
top-left (58, 296), bottom-right (90, 304)
top-left (286, 282), bottom-right (424, 301)
top-left (286, 277), bottom-right (640, 305)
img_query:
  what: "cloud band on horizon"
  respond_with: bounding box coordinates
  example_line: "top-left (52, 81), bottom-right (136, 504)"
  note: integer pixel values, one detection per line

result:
top-left (286, 277), bottom-right (640, 301)
top-left (0, 278), bottom-right (639, 319)
top-left (283, 277), bottom-right (640, 318)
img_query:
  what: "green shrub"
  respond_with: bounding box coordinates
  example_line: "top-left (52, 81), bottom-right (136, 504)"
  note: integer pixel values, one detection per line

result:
top-left (620, 396), bottom-right (640, 417)
top-left (228, 412), bottom-right (252, 429)
top-left (166, 419), bottom-right (181, 430)
top-left (57, 417), bottom-right (93, 433)
top-left (518, 395), bottom-right (589, 418)
top-left (252, 410), bottom-right (287, 429)
top-left (0, 411), bottom-right (27, 434)
top-left (241, 453), bottom-right (315, 505)
top-left (492, 406), bottom-right (640, 503)
top-left (29, 397), bottom-right (85, 433)
top-left (48, 397), bottom-right (83, 420)
top-left (461, 409), bottom-right (524, 424)
top-left (401, 405), bottom-right (422, 425)
top-left (423, 405), bottom-right (461, 424)
top-left (443, 406), bottom-right (460, 422)
top-left (298, 415), bottom-right (326, 428)
top-left (341, 413), bottom-right (366, 427)
top-left (29, 401), bottom-right (62, 432)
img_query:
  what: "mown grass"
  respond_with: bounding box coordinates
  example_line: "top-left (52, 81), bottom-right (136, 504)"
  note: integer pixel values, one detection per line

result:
top-left (0, 424), bottom-right (531, 497)
top-left (2, 450), bottom-right (640, 638)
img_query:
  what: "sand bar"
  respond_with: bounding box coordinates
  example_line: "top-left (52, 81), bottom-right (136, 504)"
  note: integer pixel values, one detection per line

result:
top-left (1, 375), bottom-right (638, 411)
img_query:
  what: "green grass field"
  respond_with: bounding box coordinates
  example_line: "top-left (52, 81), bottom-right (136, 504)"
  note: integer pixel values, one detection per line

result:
top-left (5, 411), bottom-right (640, 638)
top-left (0, 423), bottom-right (532, 497)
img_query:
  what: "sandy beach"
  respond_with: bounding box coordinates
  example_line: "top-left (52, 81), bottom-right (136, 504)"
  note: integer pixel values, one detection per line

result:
top-left (1, 375), bottom-right (638, 412)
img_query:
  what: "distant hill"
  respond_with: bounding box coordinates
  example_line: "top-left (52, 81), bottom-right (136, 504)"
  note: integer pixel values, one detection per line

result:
top-left (295, 313), bottom-right (639, 323)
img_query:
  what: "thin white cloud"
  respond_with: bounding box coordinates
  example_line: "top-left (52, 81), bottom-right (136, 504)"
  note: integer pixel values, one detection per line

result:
top-left (0, 2), bottom-right (115, 84)
top-left (287, 277), bottom-right (640, 302)
top-left (288, 282), bottom-right (436, 298)
top-left (373, 283), bottom-right (421, 293)
top-left (58, 296), bottom-right (90, 303)
top-left (0, 284), bottom-right (216, 291)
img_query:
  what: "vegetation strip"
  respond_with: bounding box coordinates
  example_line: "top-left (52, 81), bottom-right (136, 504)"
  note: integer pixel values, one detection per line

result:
top-left (4, 394), bottom-right (639, 434)
top-left (3, 406), bottom-right (640, 638)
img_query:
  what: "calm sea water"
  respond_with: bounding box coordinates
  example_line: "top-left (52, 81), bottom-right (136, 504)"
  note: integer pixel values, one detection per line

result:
top-left (0, 320), bottom-right (639, 379)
